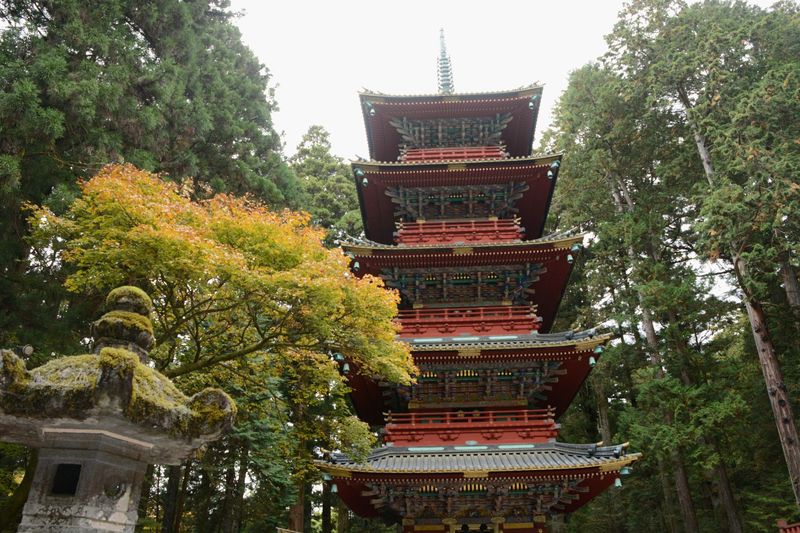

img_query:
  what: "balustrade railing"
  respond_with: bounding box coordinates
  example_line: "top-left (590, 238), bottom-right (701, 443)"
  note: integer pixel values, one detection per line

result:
top-left (386, 408), bottom-right (555, 427)
top-left (400, 146), bottom-right (508, 162)
top-left (398, 305), bottom-right (539, 336)
top-left (396, 218), bottom-right (523, 245)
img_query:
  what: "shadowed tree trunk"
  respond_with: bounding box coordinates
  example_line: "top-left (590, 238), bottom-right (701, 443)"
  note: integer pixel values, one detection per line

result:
top-left (173, 461), bottom-right (191, 533)
top-left (195, 467), bottom-right (212, 533)
top-left (232, 446), bottom-right (249, 533)
top-left (161, 465), bottom-right (182, 533)
top-left (0, 448), bottom-right (36, 533)
top-left (685, 106), bottom-right (800, 507)
top-left (288, 480), bottom-right (305, 532)
top-left (658, 459), bottom-right (682, 533)
top-left (322, 481), bottom-right (332, 533)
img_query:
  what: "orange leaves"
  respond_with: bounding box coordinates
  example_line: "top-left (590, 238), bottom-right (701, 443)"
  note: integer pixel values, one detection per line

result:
top-left (27, 163), bottom-right (415, 384)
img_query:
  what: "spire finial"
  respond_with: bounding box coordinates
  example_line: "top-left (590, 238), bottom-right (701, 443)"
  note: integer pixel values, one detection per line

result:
top-left (437, 29), bottom-right (454, 95)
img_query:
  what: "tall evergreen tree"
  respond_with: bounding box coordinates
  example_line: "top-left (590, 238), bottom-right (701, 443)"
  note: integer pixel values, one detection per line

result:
top-left (0, 0), bottom-right (301, 355)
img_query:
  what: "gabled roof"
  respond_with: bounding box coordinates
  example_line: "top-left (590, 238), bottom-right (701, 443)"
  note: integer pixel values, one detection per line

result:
top-left (359, 86), bottom-right (544, 162)
top-left (320, 441), bottom-right (639, 476)
top-left (344, 233), bottom-right (582, 333)
top-left (352, 155), bottom-right (561, 244)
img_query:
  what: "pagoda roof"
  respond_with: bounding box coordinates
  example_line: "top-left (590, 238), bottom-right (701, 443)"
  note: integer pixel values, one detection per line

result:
top-left (344, 231), bottom-right (581, 255)
top-left (346, 331), bottom-right (610, 424)
top-left (352, 152), bottom-right (560, 168)
top-left (406, 331), bottom-right (611, 352)
top-left (359, 86), bottom-right (543, 162)
top-left (319, 441), bottom-right (639, 477)
top-left (353, 154), bottom-right (560, 244)
top-left (344, 233), bottom-right (582, 332)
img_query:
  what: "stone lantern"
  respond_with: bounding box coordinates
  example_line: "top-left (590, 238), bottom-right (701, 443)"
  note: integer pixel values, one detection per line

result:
top-left (0, 286), bottom-right (236, 532)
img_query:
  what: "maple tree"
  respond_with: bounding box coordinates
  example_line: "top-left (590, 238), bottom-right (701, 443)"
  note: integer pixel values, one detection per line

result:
top-left (28, 163), bottom-right (413, 383)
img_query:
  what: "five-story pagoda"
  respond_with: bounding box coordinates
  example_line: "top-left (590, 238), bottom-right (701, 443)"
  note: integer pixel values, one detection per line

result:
top-left (319, 33), bottom-right (639, 533)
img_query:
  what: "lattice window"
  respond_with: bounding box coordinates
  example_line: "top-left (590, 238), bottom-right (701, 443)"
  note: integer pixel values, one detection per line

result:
top-left (386, 183), bottom-right (528, 221)
top-left (389, 114), bottom-right (513, 149)
top-left (383, 264), bottom-right (541, 307)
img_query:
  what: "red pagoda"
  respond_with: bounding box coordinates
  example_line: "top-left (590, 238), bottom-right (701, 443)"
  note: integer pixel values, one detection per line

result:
top-left (319, 32), bottom-right (639, 533)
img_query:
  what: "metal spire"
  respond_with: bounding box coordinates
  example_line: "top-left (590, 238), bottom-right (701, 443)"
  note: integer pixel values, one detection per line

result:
top-left (437, 29), bottom-right (454, 95)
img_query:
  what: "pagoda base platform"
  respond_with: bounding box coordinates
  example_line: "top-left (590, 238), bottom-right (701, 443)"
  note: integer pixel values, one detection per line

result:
top-left (401, 518), bottom-right (548, 533)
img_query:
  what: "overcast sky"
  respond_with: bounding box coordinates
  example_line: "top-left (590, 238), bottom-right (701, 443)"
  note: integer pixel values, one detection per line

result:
top-left (229, 0), bottom-right (769, 159)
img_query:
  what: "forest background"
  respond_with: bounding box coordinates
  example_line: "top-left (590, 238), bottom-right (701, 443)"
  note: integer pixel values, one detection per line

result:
top-left (0, 1), bottom-right (799, 532)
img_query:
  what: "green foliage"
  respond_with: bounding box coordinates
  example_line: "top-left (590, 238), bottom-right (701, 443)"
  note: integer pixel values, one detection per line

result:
top-left (546, 1), bottom-right (800, 531)
top-left (0, 0), bottom-right (302, 357)
top-left (291, 126), bottom-right (362, 243)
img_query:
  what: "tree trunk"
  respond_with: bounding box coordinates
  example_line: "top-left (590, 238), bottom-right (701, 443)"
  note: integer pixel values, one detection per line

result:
top-left (336, 497), bottom-right (350, 533)
top-left (136, 465), bottom-right (154, 532)
top-left (691, 130), bottom-right (716, 186)
top-left (658, 459), bottom-right (681, 533)
top-left (173, 461), bottom-right (192, 533)
top-left (737, 258), bottom-right (800, 505)
top-left (195, 467), bottom-right (212, 533)
top-left (779, 258), bottom-right (800, 327)
top-left (218, 460), bottom-right (237, 533)
top-left (161, 465), bottom-right (182, 533)
top-left (322, 482), bottom-right (332, 533)
top-left (288, 479), bottom-right (305, 532)
top-left (593, 377), bottom-right (613, 444)
top-left (233, 446), bottom-right (250, 533)
top-left (673, 452), bottom-right (701, 533)
top-left (712, 451), bottom-right (742, 533)
top-left (0, 448), bottom-right (37, 532)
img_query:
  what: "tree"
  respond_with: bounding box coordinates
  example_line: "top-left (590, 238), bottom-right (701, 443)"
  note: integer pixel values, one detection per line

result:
top-left (28, 163), bottom-right (412, 382)
top-left (605, 0), bottom-right (800, 505)
top-left (0, 0), bottom-right (302, 356)
top-left (23, 163), bottom-right (414, 531)
top-left (291, 126), bottom-right (362, 242)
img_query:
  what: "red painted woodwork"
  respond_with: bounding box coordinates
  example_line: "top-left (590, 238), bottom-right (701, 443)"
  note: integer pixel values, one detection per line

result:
top-left (384, 408), bottom-right (558, 446)
top-left (396, 219), bottom-right (524, 245)
top-left (778, 520), bottom-right (800, 533)
top-left (354, 158), bottom-right (558, 245)
top-left (397, 305), bottom-right (540, 337)
top-left (347, 345), bottom-right (600, 426)
top-left (348, 241), bottom-right (576, 334)
top-left (328, 80), bottom-right (635, 531)
top-left (401, 146), bottom-right (508, 162)
top-left (359, 89), bottom-right (541, 162)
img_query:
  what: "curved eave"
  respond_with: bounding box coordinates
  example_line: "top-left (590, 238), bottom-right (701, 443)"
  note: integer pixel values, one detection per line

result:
top-left (348, 333), bottom-right (612, 422)
top-left (320, 450), bottom-right (639, 519)
top-left (351, 152), bottom-right (561, 169)
top-left (407, 332), bottom-right (612, 353)
top-left (352, 155), bottom-right (562, 243)
top-left (343, 233), bottom-right (582, 256)
top-left (359, 87), bottom-right (543, 162)
top-left (317, 452), bottom-right (640, 478)
top-left (359, 85), bottom-right (544, 101)
top-left (344, 235), bottom-right (581, 333)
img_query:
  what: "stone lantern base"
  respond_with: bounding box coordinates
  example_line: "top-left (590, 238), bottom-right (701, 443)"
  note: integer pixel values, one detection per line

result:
top-left (19, 434), bottom-right (148, 533)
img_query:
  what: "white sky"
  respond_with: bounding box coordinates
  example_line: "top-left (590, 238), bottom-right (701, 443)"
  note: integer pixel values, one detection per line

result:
top-left (230, 0), bottom-right (771, 159)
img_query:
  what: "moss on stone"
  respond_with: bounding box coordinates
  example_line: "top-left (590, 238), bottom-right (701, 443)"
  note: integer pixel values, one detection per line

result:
top-left (188, 389), bottom-right (237, 436)
top-left (0, 350), bottom-right (30, 394)
top-left (98, 347), bottom-right (138, 376)
top-left (106, 286), bottom-right (153, 314)
top-left (23, 354), bottom-right (99, 416)
top-left (127, 355), bottom-right (192, 435)
top-left (2, 346), bottom-right (235, 439)
top-left (95, 311), bottom-right (153, 338)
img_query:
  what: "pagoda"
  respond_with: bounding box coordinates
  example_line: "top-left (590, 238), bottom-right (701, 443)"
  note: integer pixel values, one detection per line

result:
top-left (320, 32), bottom-right (639, 533)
